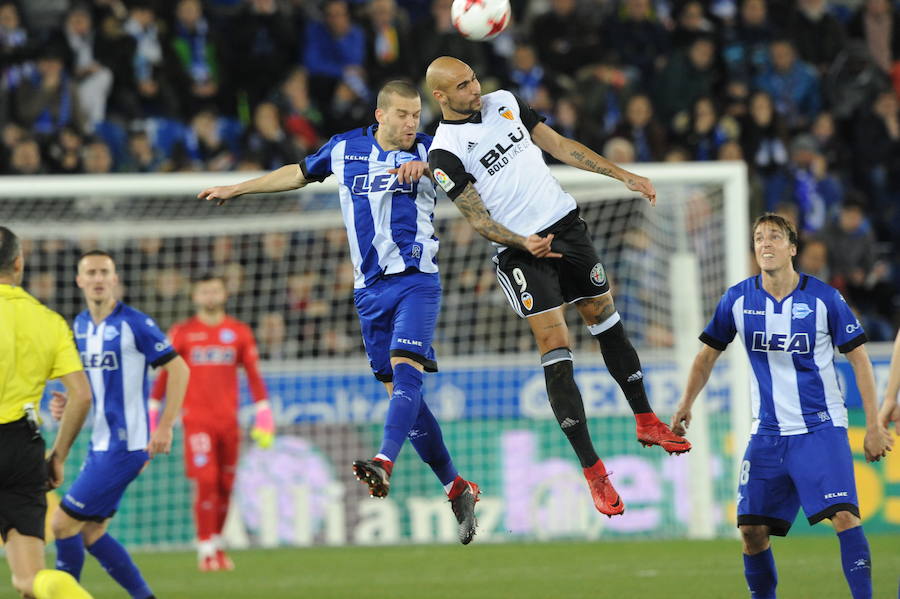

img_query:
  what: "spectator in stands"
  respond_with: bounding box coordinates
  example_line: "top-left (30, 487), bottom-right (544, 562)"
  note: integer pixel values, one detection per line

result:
top-left (46, 125), bottom-right (84, 174)
top-left (852, 89), bottom-right (900, 239)
top-left (144, 266), bottom-right (192, 330)
top-left (754, 39), bottom-right (820, 130)
top-left (413, 0), bottom-right (487, 80)
top-left (810, 111), bottom-right (847, 176)
top-left (274, 68), bottom-right (323, 156)
top-left (671, 1), bottom-right (716, 51)
top-left (717, 139), bottom-right (744, 160)
top-left (252, 232), bottom-right (291, 314)
top-left (575, 61), bottom-right (636, 138)
top-left (847, 0), bottom-right (900, 78)
top-left (602, 136), bottom-right (637, 164)
top-left (530, 0), bottom-right (603, 76)
top-left (681, 95), bottom-right (733, 161)
top-left (785, 0), bottom-right (846, 74)
top-left (0, 1), bottom-right (36, 92)
top-left (12, 45), bottom-right (81, 137)
top-left (257, 311), bottom-right (300, 360)
top-left (242, 101), bottom-right (297, 170)
top-left (228, 0), bottom-right (296, 109)
top-left (797, 237), bottom-right (830, 281)
top-left (509, 44), bottom-right (550, 105)
top-left (302, 0), bottom-right (367, 114)
top-left (122, 0), bottom-right (181, 119)
top-left (740, 90), bottom-right (788, 181)
top-left (609, 93), bottom-right (667, 162)
top-left (603, 0), bottom-right (668, 84)
top-left (51, 4), bottom-right (114, 131)
top-left (722, 79), bottom-right (750, 119)
top-left (7, 136), bottom-right (44, 174)
top-left (363, 0), bottom-right (414, 85)
top-left (123, 129), bottom-right (166, 173)
top-left (721, 0), bottom-right (771, 80)
top-left (184, 109), bottom-right (235, 171)
top-left (654, 35), bottom-right (719, 128)
top-left (82, 138), bottom-right (115, 174)
top-left (170, 0), bottom-right (225, 117)
top-left (766, 133), bottom-right (842, 234)
top-left (823, 198), bottom-right (895, 339)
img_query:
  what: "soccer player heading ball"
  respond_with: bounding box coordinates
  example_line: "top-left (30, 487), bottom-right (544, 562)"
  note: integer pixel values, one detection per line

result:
top-left (672, 214), bottom-right (894, 598)
top-left (425, 56), bottom-right (690, 517)
top-left (198, 80), bottom-right (480, 545)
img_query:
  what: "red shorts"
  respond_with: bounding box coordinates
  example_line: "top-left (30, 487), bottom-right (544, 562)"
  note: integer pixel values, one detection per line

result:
top-left (183, 421), bottom-right (240, 481)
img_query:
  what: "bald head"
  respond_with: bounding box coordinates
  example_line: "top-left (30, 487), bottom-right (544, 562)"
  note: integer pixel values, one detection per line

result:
top-left (426, 56), bottom-right (470, 92)
top-left (427, 56), bottom-right (482, 118)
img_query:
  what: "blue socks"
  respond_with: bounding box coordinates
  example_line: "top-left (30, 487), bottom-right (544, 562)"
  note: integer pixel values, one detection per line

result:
top-left (837, 526), bottom-right (872, 599)
top-left (408, 399), bottom-right (458, 486)
top-left (88, 533), bottom-right (154, 599)
top-left (743, 547), bottom-right (777, 599)
top-left (55, 535), bottom-right (86, 580)
top-left (378, 363), bottom-right (424, 461)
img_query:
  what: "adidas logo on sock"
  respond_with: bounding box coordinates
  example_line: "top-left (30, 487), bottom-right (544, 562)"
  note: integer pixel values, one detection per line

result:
top-left (560, 417), bottom-right (580, 428)
top-left (626, 371), bottom-right (643, 382)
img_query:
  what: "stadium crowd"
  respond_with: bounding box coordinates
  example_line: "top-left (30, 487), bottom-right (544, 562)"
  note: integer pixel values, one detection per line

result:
top-left (1, 0), bottom-right (898, 354)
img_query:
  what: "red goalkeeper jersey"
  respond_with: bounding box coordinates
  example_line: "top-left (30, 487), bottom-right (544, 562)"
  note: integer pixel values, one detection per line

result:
top-left (151, 315), bottom-right (267, 427)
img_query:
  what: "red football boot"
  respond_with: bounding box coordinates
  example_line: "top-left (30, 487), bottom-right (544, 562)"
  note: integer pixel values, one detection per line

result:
top-left (636, 413), bottom-right (692, 455)
top-left (583, 459), bottom-right (625, 517)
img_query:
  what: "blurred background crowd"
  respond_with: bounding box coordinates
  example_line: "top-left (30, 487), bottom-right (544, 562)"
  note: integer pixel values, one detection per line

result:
top-left (1, 0), bottom-right (898, 352)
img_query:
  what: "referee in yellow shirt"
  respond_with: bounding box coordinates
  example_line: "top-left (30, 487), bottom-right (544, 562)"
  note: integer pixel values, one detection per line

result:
top-left (1, 227), bottom-right (94, 599)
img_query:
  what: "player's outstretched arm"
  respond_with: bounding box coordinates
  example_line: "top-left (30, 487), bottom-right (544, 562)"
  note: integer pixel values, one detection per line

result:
top-left (845, 344), bottom-right (894, 461)
top-left (147, 355), bottom-right (189, 457)
top-left (879, 329), bottom-right (900, 434)
top-left (48, 370), bottom-right (93, 488)
top-left (454, 182), bottom-right (562, 258)
top-left (671, 344), bottom-right (722, 437)
top-left (198, 164), bottom-right (308, 206)
top-left (531, 123), bottom-right (656, 205)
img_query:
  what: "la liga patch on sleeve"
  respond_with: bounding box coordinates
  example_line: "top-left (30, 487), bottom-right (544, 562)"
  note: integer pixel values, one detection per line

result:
top-left (433, 168), bottom-right (455, 192)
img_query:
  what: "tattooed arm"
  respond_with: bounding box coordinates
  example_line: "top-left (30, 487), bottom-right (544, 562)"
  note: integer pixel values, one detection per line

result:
top-left (454, 183), bottom-right (561, 258)
top-left (531, 123), bottom-right (656, 204)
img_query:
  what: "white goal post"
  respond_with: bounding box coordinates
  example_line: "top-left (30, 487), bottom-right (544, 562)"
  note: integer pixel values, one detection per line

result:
top-left (1, 161), bottom-right (750, 544)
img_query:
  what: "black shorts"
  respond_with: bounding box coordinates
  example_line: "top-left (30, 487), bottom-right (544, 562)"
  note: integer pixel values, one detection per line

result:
top-left (0, 418), bottom-right (48, 542)
top-left (494, 209), bottom-right (610, 318)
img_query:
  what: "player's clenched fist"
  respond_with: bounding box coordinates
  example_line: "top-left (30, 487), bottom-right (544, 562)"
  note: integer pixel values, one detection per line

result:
top-left (524, 233), bottom-right (562, 258)
top-left (670, 403), bottom-right (692, 438)
top-left (198, 185), bottom-right (239, 206)
top-left (147, 426), bottom-right (174, 458)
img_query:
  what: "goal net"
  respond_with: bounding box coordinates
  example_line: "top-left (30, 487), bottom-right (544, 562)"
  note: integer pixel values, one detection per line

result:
top-left (1, 162), bottom-right (749, 549)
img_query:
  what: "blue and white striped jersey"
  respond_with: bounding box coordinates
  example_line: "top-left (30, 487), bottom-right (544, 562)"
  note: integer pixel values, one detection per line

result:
top-left (301, 125), bottom-right (439, 289)
top-left (74, 303), bottom-right (177, 452)
top-left (701, 274), bottom-right (867, 436)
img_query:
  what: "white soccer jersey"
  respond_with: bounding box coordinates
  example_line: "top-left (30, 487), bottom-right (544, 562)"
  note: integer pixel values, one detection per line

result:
top-left (701, 274), bottom-right (867, 436)
top-left (428, 90), bottom-right (576, 248)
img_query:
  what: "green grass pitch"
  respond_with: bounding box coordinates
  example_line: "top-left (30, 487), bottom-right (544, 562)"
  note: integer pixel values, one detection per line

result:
top-left (2, 535), bottom-right (898, 598)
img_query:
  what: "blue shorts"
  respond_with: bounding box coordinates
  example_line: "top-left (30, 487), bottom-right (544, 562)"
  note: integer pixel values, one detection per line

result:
top-left (353, 271), bottom-right (440, 382)
top-left (737, 426), bottom-right (859, 536)
top-left (61, 449), bottom-right (148, 522)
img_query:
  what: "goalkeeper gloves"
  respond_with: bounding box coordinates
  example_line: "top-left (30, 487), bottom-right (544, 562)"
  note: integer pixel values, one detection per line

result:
top-left (148, 399), bottom-right (161, 435)
top-left (251, 400), bottom-right (275, 449)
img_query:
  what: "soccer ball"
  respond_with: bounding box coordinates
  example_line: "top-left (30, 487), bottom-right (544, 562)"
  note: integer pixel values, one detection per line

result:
top-left (451, 0), bottom-right (511, 41)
